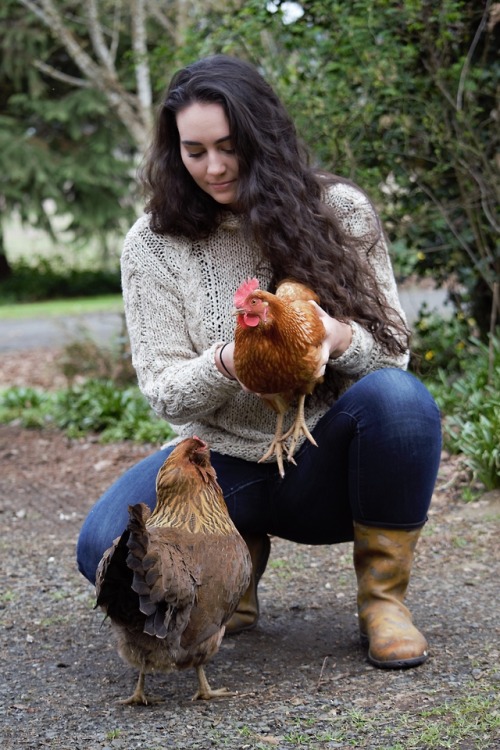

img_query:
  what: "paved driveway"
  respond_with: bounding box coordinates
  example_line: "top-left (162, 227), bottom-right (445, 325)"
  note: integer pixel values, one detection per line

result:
top-left (0, 311), bottom-right (125, 352)
top-left (0, 287), bottom-right (450, 352)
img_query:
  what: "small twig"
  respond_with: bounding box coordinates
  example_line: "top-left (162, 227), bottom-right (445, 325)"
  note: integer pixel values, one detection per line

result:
top-left (457, 0), bottom-right (492, 110)
top-left (316, 655), bottom-right (333, 691)
top-left (488, 280), bottom-right (499, 385)
top-left (436, 475), bottom-right (461, 493)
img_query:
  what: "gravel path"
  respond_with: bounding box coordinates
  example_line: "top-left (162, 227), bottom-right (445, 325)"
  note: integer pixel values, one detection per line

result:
top-left (0, 422), bottom-right (499, 750)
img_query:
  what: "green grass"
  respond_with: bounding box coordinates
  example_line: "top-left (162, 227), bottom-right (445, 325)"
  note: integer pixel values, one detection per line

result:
top-left (0, 294), bottom-right (123, 319)
top-left (233, 688), bottom-right (500, 748)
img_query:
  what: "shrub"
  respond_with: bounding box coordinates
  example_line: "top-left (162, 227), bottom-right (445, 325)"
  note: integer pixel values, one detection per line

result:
top-left (0, 380), bottom-right (175, 445)
top-left (0, 256), bottom-right (121, 303)
top-left (426, 336), bottom-right (500, 493)
top-left (409, 304), bottom-right (479, 379)
top-left (0, 386), bottom-right (53, 428)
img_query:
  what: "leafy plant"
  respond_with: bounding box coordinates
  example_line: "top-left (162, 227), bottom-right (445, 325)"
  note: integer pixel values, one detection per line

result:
top-left (0, 386), bottom-right (52, 428)
top-left (0, 380), bottom-right (175, 445)
top-left (409, 303), bottom-right (479, 378)
top-left (426, 335), bottom-right (500, 492)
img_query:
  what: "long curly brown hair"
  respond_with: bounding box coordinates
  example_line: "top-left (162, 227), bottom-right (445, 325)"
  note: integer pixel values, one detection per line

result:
top-left (140, 55), bottom-right (409, 355)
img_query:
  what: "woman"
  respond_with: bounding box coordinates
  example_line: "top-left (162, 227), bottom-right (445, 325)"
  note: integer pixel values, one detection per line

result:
top-left (77, 55), bottom-right (442, 670)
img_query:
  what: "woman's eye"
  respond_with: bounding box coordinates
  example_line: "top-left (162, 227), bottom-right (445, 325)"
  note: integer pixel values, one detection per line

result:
top-left (188, 152), bottom-right (204, 159)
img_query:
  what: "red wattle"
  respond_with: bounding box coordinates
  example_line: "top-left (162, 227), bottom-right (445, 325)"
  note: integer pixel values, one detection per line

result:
top-left (243, 313), bottom-right (260, 327)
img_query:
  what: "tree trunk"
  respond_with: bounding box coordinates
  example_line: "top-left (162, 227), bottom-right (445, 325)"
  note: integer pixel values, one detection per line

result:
top-left (0, 222), bottom-right (12, 280)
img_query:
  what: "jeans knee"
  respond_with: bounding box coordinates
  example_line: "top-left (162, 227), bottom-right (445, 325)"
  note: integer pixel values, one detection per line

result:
top-left (76, 527), bottom-right (97, 585)
top-left (365, 369), bottom-right (439, 420)
top-left (343, 369), bottom-right (441, 456)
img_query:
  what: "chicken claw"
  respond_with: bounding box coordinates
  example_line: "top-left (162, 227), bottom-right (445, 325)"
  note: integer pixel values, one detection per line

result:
top-left (118, 671), bottom-right (162, 705)
top-left (281, 394), bottom-right (318, 461)
top-left (192, 666), bottom-right (237, 700)
top-left (257, 412), bottom-right (290, 478)
top-left (259, 395), bottom-right (317, 477)
top-left (258, 438), bottom-right (288, 479)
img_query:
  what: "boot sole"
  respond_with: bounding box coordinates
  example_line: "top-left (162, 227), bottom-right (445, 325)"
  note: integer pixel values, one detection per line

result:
top-left (360, 633), bottom-right (429, 669)
top-left (368, 651), bottom-right (428, 669)
top-left (225, 619), bottom-right (258, 636)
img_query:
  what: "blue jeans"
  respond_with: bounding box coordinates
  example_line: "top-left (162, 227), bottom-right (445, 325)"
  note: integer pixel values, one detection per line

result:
top-left (77, 369), bottom-right (441, 584)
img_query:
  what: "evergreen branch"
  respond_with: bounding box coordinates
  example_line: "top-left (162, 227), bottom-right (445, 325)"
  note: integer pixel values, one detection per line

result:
top-left (33, 60), bottom-right (90, 88)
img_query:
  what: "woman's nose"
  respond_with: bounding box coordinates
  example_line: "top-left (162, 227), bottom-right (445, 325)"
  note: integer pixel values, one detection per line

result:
top-left (206, 151), bottom-right (225, 176)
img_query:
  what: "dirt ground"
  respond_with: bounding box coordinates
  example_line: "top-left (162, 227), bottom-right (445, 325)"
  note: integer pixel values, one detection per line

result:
top-left (0, 348), bottom-right (499, 750)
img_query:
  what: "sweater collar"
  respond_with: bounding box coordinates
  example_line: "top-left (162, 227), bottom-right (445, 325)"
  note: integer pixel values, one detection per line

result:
top-left (218, 211), bottom-right (242, 231)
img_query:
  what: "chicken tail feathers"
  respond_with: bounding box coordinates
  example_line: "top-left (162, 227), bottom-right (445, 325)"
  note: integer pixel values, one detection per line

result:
top-left (125, 503), bottom-right (198, 643)
top-left (143, 603), bottom-right (172, 639)
top-left (95, 530), bottom-right (137, 626)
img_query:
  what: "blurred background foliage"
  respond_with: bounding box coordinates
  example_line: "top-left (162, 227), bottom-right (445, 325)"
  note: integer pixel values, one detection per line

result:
top-left (1, 0), bottom-right (498, 333)
top-left (0, 0), bottom-right (498, 491)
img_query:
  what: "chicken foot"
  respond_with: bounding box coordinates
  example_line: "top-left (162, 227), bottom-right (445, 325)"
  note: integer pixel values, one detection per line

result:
top-left (192, 665), bottom-right (237, 700)
top-left (258, 396), bottom-right (317, 477)
top-left (118, 670), bottom-right (162, 706)
top-left (281, 394), bottom-right (318, 462)
top-left (258, 412), bottom-right (290, 478)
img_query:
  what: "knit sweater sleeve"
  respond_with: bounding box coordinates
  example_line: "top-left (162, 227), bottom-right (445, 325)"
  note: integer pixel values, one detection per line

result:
top-left (324, 183), bottom-right (410, 375)
top-left (121, 218), bottom-right (239, 425)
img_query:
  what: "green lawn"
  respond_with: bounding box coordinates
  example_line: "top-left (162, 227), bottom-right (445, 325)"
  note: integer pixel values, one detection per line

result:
top-left (0, 295), bottom-right (123, 320)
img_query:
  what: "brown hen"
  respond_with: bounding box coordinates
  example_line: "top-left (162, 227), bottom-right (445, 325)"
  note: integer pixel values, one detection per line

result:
top-left (233, 278), bottom-right (326, 477)
top-left (95, 436), bottom-right (252, 705)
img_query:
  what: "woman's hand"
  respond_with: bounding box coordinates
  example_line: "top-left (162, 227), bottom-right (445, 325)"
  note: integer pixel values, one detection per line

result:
top-left (310, 301), bottom-right (352, 375)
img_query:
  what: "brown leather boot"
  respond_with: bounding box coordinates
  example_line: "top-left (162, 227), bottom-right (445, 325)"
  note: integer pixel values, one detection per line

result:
top-left (225, 533), bottom-right (271, 635)
top-left (353, 522), bottom-right (428, 669)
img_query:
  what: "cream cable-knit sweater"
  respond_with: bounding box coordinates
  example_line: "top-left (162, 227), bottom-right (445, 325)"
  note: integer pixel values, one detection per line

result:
top-left (121, 182), bottom-right (409, 462)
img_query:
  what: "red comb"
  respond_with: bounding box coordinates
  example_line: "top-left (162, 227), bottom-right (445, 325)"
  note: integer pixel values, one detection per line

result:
top-left (234, 278), bottom-right (260, 307)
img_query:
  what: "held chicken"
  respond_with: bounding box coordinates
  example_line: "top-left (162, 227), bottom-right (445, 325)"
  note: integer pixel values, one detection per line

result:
top-left (233, 278), bottom-right (326, 477)
top-left (95, 436), bottom-right (252, 705)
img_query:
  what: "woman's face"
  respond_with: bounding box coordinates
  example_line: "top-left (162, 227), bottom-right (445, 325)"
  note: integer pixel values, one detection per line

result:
top-left (176, 102), bottom-right (239, 207)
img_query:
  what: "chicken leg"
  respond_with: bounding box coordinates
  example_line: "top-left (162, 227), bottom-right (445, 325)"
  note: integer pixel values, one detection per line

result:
top-left (192, 665), bottom-right (237, 700)
top-left (258, 411), bottom-right (289, 478)
top-left (119, 671), bottom-right (162, 706)
top-left (281, 394), bottom-right (318, 460)
top-left (259, 395), bottom-right (317, 477)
